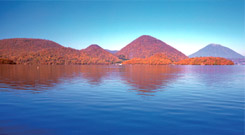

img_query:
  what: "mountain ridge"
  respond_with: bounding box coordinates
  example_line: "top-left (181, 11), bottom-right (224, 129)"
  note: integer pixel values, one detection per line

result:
top-left (0, 37), bottom-right (241, 65)
top-left (0, 39), bottom-right (120, 64)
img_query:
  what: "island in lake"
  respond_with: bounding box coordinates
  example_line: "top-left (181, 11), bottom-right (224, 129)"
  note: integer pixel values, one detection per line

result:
top-left (0, 35), bottom-right (243, 65)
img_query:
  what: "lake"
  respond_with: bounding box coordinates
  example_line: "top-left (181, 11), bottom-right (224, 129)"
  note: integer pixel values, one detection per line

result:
top-left (0, 65), bottom-right (244, 135)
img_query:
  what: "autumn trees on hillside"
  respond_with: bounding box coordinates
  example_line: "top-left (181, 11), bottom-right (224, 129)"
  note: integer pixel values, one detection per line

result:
top-left (122, 56), bottom-right (234, 65)
top-left (116, 35), bottom-right (188, 61)
top-left (122, 53), bottom-right (172, 65)
top-left (13, 47), bottom-right (121, 65)
top-left (0, 38), bottom-right (235, 65)
top-left (175, 57), bottom-right (234, 65)
top-left (0, 39), bottom-right (120, 65)
top-left (82, 44), bottom-right (120, 64)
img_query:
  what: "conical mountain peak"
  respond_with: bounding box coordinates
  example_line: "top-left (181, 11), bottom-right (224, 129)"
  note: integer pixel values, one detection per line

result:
top-left (207, 43), bottom-right (222, 47)
top-left (85, 44), bottom-right (103, 50)
top-left (81, 44), bottom-right (120, 63)
top-left (137, 35), bottom-right (157, 39)
top-left (116, 35), bottom-right (187, 61)
top-left (189, 43), bottom-right (244, 59)
top-left (134, 35), bottom-right (161, 43)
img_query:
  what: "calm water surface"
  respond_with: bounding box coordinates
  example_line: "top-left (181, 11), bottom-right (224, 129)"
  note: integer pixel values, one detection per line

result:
top-left (0, 65), bottom-right (244, 135)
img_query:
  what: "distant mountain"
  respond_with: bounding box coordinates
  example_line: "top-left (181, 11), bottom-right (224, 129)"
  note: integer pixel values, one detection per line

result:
top-left (105, 49), bottom-right (118, 54)
top-left (81, 44), bottom-right (120, 63)
top-left (189, 44), bottom-right (244, 59)
top-left (116, 35), bottom-right (187, 62)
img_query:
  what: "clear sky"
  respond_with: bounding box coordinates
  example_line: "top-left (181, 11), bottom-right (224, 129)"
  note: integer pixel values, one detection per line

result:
top-left (0, 0), bottom-right (244, 56)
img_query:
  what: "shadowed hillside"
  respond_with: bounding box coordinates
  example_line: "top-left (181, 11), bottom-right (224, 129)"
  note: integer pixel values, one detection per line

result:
top-left (0, 58), bottom-right (16, 64)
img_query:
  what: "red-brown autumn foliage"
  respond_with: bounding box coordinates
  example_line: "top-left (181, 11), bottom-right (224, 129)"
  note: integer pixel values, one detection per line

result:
top-left (15, 47), bottom-right (120, 65)
top-left (122, 53), bottom-right (173, 65)
top-left (120, 65), bottom-right (181, 95)
top-left (15, 47), bottom-right (87, 65)
top-left (0, 38), bottom-right (62, 56)
top-left (175, 57), bottom-right (234, 65)
top-left (81, 44), bottom-right (121, 63)
top-left (116, 35), bottom-right (188, 61)
top-left (0, 39), bottom-right (120, 65)
top-left (0, 38), bottom-right (236, 65)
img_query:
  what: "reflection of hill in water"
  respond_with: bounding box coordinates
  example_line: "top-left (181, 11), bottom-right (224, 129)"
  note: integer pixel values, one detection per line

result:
top-left (80, 65), bottom-right (114, 85)
top-left (0, 65), bottom-right (118, 91)
top-left (120, 65), bottom-right (182, 96)
top-left (0, 65), bottom-right (182, 95)
top-left (0, 65), bottom-right (81, 91)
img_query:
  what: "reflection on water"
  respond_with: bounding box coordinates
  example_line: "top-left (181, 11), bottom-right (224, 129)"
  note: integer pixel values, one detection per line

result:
top-left (0, 65), bottom-right (244, 135)
top-left (0, 65), bottom-right (116, 90)
top-left (80, 65), bottom-right (115, 85)
top-left (0, 65), bottom-right (243, 96)
top-left (0, 65), bottom-right (63, 91)
top-left (0, 65), bottom-right (182, 95)
top-left (0, 65), bottom-right (92, 91)
top-left (120, 65), bottom-right (181, 96)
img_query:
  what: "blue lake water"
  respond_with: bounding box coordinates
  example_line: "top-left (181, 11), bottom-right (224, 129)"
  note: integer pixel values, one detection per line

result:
top-left (0, 65), bottom-right (244, 135)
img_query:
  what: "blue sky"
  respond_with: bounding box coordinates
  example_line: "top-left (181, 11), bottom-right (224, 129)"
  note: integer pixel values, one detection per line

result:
top-left (0, 0), bottom-right (244, 55)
